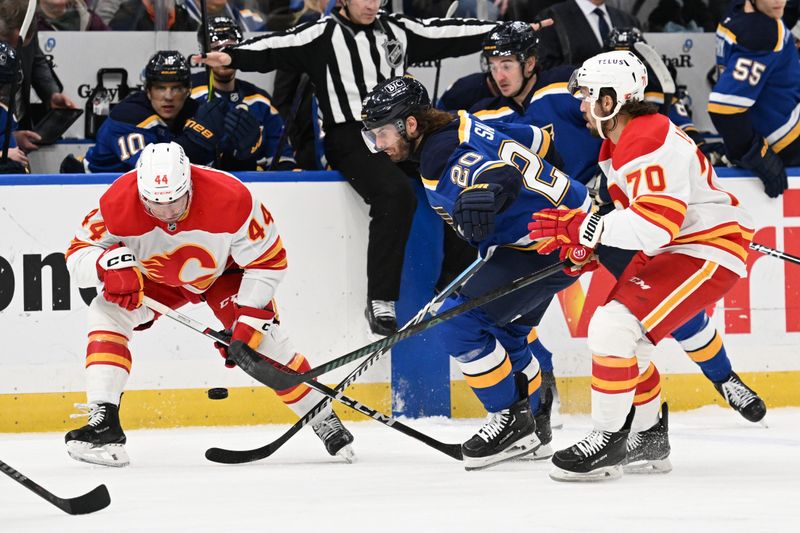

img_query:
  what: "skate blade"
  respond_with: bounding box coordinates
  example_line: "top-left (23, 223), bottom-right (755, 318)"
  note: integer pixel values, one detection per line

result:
top-left (622, 457), bottom-right (672, 475)
top-left (515, 442), bottom-right (554, 462)
top-left (758, 417), bottom-right (769, 429)
top-left (67, 441), bottom-right (129, 468)
top-left (464, 434), bottom-right (541, 471)
top-left (335, 444), bottom-right (356, 464)
top-left (549, 464), bottom-right (622, 482)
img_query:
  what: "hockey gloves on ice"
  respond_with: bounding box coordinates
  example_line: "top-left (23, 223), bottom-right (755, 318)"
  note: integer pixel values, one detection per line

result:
top-left (453, 183), bottom-right (507, 242)
top-left (529, 208), bottom-right (602, 274)
top-left (739, 137), bottom-right (787, 198)
top-left (231, 304), bottom-right (278, 351)
top-left (184, 97), bottom-right (227, 152)
top-left (224, 106), bottom-right (262, 158)
top-left (96, 244), bottom-right (144, 311)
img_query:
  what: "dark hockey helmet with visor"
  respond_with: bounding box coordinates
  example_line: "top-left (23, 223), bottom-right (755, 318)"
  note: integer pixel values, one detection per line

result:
top-left (0, 42), bottom-right (19, 86)
top-left (198, 16), bottom-right (244, 50)
top-left (361, 76), bottom-right (430, 153)
top-left (605, 27), bottom-right (646, 51)
top-left (481, 21), bottom-right (539, 66)
top-left (145, 50), bottom-right (191, 88)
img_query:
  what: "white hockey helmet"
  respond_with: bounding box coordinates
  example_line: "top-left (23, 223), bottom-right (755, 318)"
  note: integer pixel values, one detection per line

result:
top-left (137, 142), bottom-right (192, 222)
top-left (568, 50), bottom-right (648, 137)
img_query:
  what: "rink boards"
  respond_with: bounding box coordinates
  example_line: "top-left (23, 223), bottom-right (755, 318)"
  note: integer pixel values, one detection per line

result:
top-left (0, 170), bottom-right (798, 431)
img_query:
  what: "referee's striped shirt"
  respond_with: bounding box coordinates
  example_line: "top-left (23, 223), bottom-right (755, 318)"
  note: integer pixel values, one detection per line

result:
top-left (227, 11), bottom-right (498, 128)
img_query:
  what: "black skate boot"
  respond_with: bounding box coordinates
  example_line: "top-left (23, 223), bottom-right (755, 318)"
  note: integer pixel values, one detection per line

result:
top-left (65, 402), bottom-right (129, 467)
top-left (462, 373), bottom-right (541, 471)
top-left (541, 371), bottom-right (562, 429)
top-left (549, 408), bottom-right (634, 482)
top-left (532, 387), bottom-right (554, 460)
top-left (713, 372), bottom-right (767, 423)
top-left (312, 410), bottom-right (355, 463)
top-left (623, 402), bottom-right (672, 474)
top-left (365, 299), bottom-right (398, 336)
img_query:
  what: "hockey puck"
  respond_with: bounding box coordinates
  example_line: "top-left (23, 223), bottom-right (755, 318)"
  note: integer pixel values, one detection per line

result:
top-left (207, 387), bottom-right (229, 400)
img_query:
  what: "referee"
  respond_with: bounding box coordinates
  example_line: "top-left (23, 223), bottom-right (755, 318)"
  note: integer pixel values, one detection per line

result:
top-left (195, 0), bottom-right (548, 336)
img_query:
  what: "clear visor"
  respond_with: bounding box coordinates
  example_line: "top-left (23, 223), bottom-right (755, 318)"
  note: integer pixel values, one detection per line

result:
top-left (141, 193), bottom-right (190, 223)
top-left (361, 123), bottom-right (403, 154)
top-left (567, 69), bottom-right (586, 99)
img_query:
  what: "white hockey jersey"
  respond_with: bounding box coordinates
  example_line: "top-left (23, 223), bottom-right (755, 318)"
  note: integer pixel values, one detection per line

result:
top-left (598, 113), bottom-right (754, 276)
top-left (65, 165), bottom-right (287, 308)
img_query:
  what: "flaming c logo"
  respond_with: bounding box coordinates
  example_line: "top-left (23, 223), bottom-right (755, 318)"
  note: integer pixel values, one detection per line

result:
top-left (140, 244), bottom-right (219, 290)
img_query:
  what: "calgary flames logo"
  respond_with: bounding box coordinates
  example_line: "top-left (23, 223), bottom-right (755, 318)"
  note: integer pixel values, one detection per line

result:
top-left (140, 244), bottom-right (219, 290)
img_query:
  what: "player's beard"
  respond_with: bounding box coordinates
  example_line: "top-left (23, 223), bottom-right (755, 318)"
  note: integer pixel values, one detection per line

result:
top-left (387, 137), bottom-right (412, 162)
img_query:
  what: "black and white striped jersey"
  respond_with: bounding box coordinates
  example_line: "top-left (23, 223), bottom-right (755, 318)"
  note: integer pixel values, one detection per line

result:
top-left (227, 11), bottom-right (498, 128)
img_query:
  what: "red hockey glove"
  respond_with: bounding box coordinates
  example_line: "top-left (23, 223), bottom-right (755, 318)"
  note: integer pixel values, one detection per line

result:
top-left (528, 208), bottom-right (604, 255)
top-left (560, 245), bottom-right (599, 276)
top-left (95, 244), bottom-right (143, 311)
top-left (231, 304), bottom-right (278, 351)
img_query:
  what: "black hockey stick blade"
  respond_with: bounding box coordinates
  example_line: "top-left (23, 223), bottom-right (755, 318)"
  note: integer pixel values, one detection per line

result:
top-left (228, 259), bottom-right (569, 390)
top-left (0, 459), bottom-right (110, 515)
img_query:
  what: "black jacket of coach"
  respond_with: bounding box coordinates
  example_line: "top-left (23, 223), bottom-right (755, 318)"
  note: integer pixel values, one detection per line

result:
top-left (222, 7), bottom-right (499, 321)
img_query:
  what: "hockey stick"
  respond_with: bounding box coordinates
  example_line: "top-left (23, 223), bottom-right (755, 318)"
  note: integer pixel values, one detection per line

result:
top-left (431, 1), bottom-right (460, 105)
top-left (142, 297), bottom-right (465, 461)
top-left (269, 74), bottom-right (309, 170)
top-left (633, 41), bottom-right (674, 115)
top-left (1, 0), bottom-right (35, 164)
top-left (206, 253), bottom-right (490, 463)
top-left (229, 259), bottom-right (569, 391)
top-left (199, 0), bottom-right (214, 101)
top-left (0, 459), bottom-right (110, 515)
top-left (749, 242), bottom-right (800, 266)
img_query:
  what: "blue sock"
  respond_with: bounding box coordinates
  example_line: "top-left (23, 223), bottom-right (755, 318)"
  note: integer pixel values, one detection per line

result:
top-left (672, 312), bottom-right (732, 383)
top-left (528, 328), bottom-right (553, 373)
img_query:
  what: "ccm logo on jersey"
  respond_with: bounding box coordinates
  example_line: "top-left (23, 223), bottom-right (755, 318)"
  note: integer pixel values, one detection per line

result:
top-left (184, 119), bottom-right (214, 139)
top-left (629, 276), bottom-right (651, 290)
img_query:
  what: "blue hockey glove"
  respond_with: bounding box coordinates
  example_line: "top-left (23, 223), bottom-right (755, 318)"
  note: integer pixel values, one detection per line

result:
top-left (453, 183), bottom-right (505, 242)
top-left (224, 107), bottom-right (261, 158)
top-left (183, 97), bottom-right (227, 151)
top-left (739, 137), bottom-right (787, 198)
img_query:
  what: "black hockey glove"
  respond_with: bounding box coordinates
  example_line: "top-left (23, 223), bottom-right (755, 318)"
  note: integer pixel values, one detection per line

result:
top-left (453, 183), bottom-right (505, 242)
top-left (213, 329), bottom-right (236, 368)
top-left (698, 140), bottom-right (726, 166)
top-left (739, 137), bottom-right (788, 198)
top-left (224, 107), bottom-right (261, 158)
top-left (183, 97), bottom-right (227, 152)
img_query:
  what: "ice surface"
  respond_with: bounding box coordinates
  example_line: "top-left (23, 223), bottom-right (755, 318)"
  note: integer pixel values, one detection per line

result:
top-left (1, 407), bottom-right (798, 532)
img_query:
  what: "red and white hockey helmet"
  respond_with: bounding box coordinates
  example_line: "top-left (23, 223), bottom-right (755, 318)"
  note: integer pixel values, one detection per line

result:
top-left (136, 142), bottom-right (192, 223)
top-left (568, 50), bottom-right (648, 136)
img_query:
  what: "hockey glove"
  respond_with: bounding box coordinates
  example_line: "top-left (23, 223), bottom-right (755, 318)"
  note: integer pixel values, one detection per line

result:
top-left (698, 140), bottom-right (726, 166)
top-left (224, 106), bottom-right (262, 158)
top-left (231, 304), bottom-right (278, 351)
top-left (213, 329), bottom-right (236, 368)
top-left (560, 245), bottom-right (598, 276)
top-left (528, 208), bottom-right (603, 255)
top-left (453, 183), bottom-right (506, 242)
top-left (184, 97), bottom-right (227, 152)
top-left (739, 137), bottom-right (787, 198)
top-left (95, 243), bottom-right (144, 311)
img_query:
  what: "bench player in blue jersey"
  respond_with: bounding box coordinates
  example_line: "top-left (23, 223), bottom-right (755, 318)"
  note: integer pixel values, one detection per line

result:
top-left (63, 51), bottom-right (229, 174)
top-left (0, 41), bottom-right (28, 174)
top-left (708, 0), bottom-right (800, 198)
top-left (466, 22), bottom-right (767, 427)
top-left (190, 16), bottom-right (296, 171)
top-left (361, 76), bottom-right (596, 470)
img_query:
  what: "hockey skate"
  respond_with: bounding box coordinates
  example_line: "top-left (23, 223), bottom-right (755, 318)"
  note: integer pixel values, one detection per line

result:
top-left (65, 403), bottom-right (129, 468)
top-left (462, 374), bottom-right (541, 471)
top-left (541, 371), bottom-right (563, 429)
top-left (312, 410), bottom-right (356, 463)
top-left (623, 403), bottom-right (672, 474)
top-left (549, 409), bottom-right (634, 482)
top-left (714, 372), bottom-right (767, 424)
top-left (365, 299), bottom-right (398, 336)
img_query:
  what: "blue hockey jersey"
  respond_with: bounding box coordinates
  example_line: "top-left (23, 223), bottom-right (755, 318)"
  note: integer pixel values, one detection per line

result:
top-left (84, 91), bottom-right (210, 173)
top-left (418, 111), bottom-right (590, 256)
top-left (0, 104), bottom-right (18, 150)
top-left (469, 66), bottom-right (602, 185)
top-left (708, 0), bottom-right (800, 159)
top-left (190, 73), bottom-right (295, 170)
